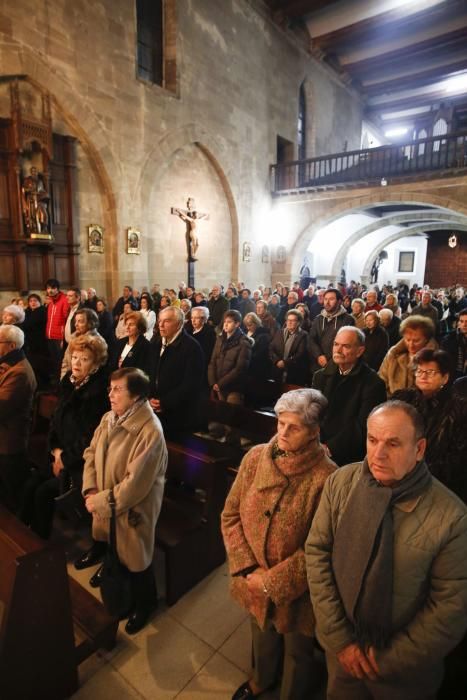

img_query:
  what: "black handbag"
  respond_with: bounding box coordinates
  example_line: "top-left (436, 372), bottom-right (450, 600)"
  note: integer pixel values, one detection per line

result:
top-left (54, 470), bottom-right (88, 523)
top-left (99, 489), bottom-right (133, 618)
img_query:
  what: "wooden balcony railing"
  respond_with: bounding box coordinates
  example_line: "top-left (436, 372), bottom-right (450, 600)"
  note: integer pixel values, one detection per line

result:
top-left (270, 131), bottom-right (467, 194)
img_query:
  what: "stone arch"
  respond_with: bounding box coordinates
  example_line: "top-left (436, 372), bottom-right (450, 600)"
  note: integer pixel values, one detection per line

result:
top-left (290, 188), bottom-right (467, 278)
top-left (0, 39), bottom-right (120, 297)
top-left (361, 223), bottom-right (467, 281)
top-left (329, 210), bottom-right (467, 279)
top-left (136, 123), bottom-right (239, 279)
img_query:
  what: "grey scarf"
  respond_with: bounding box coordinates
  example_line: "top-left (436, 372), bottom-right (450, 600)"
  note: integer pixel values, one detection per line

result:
top-left (332, 459), bottom-right (432, 648)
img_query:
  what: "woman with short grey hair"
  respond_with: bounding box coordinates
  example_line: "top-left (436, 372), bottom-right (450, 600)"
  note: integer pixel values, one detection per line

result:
top-left (2, 304), bottom-right (25, 326)
top-left (222, 387), bottom-right (336, 700)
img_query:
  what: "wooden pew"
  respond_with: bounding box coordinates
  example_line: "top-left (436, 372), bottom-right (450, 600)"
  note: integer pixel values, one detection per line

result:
top-left (156, 440), bottom-right (229, 605)
top-left (0, 506), bottom-right (118, 700)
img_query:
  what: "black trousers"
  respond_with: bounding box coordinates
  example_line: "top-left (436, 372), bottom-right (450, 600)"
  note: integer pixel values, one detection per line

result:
top-left (129, 565), bottom-right (158, 612)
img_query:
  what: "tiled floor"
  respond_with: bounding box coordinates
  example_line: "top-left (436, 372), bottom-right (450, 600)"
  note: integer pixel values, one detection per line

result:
top-left (69, 559), bottom-right (326, 699)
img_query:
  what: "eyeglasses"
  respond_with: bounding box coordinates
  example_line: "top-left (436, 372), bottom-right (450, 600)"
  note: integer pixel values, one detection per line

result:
top-left (414, 368), bottom-right (441, 377)
top-left (108, 385), bottom-right (128, 394)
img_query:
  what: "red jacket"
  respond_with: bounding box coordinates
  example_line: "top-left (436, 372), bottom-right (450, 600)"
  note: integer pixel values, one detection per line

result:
top-left (46, 291), bottom-right (69, 340)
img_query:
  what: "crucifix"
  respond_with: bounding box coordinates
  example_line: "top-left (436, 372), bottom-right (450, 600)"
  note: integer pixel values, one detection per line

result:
top-left (171, 197), bottom-right (209, 287)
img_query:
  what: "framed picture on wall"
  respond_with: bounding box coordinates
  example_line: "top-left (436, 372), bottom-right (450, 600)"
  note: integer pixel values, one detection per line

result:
top-left (242, 242), bottom-right (251, 262)
top-left (398, 251), bottom-right (415, 273)
top-left (127, 227), bottom-right (141, 254)
top-left (262, 245), bottom-right (269, 263)
top-left (88, 224), bottom-right (104, 253)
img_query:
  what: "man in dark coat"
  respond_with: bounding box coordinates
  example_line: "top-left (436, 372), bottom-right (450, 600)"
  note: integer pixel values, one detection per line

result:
top-left (112, 285), bottom-right (136, 322)
top-left (312, 326), bottom-right (386, 466)
top-left (0, 325), bottom-right (37, 511)
top-left (379, 308), bottom-right (401, 348)
top-left (188, 305), bottom-right (216, 382)
top-left (270, 309), bottom-right (309, 385)
top-left (309, 288), bottom-right (354, 373)
top-left (207, 283), bottom-right (230, 331)
top-left (150, 306), bottom-right (204, 436)
top-left (208, 310), bottom-right (252, 403)
top-left (237, 289), bottom-right (256, 319)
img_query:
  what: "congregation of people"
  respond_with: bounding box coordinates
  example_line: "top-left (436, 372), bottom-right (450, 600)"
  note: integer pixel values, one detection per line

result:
top-left (0, 274), bottom-right (467, 698)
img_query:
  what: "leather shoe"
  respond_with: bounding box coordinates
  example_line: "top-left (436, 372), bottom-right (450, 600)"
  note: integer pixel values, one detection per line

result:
top-left (89, 565), bottom-right (104, 588)
top-left (74, 542), bottom-right (106, 570)
top-left (124, 606), bottom-right (155, 635)
top-left (232, 681), bottom-right (257, 700)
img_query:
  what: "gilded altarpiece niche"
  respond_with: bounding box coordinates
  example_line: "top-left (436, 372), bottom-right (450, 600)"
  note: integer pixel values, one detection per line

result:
top-left (0, 79), bottom-right (78, 291)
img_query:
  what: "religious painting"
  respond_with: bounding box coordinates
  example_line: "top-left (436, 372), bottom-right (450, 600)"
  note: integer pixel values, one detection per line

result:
top-left (242, 241), bottom-right (251, 262)
top-left (276, 245), bottom-right (286, 264)
top-left (88, 224), bottom-right (104, 253)
top-left (262, 245), bottom-right (269, 264)
top-left (127, 227), bottom-right (141, 254)
top-left (398, 251), bottom-right (414, 273)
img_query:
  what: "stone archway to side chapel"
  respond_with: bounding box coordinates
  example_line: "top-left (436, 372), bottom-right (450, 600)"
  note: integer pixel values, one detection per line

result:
top-left (287, 183), bottom-right (467, 283)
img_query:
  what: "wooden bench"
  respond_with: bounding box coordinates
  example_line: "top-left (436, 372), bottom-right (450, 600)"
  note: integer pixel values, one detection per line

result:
top-left (0, 506), bottom-right (118, 700)
top-left (27, 390), bottom-right (59, 472)
top-left (156, 440), bottom-right (229, 605)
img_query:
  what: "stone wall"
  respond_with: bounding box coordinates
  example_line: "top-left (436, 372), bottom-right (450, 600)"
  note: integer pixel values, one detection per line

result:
top-left (0, 0), bottom-right (363, 303)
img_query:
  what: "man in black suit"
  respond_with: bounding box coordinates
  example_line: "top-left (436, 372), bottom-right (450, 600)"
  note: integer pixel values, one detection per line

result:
top-left (188, 305), bottom-right (216, 380)
top-left (312, 326), bottom-right (386, 466)
top-left (150, 306), bottom-right (204, 437)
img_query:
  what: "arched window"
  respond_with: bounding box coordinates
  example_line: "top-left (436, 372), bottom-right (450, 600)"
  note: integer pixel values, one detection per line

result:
top-left (298, 82), bottom-right (306, 162)
top-left (432, 118), bottom-right (447, 152)
top-left (417, 128), bottom-right (427, 156)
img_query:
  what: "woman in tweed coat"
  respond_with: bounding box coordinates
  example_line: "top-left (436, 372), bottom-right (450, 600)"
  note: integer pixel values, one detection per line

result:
top-left (222, 388), bottom-right (336, 700)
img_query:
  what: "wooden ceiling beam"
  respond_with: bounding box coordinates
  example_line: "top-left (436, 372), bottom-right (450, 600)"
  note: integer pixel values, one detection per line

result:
top-left (268, 0), bottom-right (340, 21)
top-left (343, 27), bottom-right (467, 74)
top-left (367, 91), bottom-right (467, 116)
top-left (362, 59), bottom-right (467, 97)
top-left (312, 0), bottom-right (462, 51)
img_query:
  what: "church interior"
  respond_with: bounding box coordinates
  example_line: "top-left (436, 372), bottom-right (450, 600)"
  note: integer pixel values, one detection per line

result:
top-left (1, 0), bottom-right (467, 698)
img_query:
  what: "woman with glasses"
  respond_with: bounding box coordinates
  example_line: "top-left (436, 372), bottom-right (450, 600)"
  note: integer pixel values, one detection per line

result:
top-left (393, 348), bottom-right (467, 502)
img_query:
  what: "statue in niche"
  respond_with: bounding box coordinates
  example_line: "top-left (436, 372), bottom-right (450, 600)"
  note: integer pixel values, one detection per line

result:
top-left (171, 197), bottom-right (209, 261)
top-left (21, 166), bottom-right (50, 236)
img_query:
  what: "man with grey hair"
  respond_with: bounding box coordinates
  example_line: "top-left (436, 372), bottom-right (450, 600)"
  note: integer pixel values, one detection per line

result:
top-left (0, 325), bottom-right (37, 511)
top-left (149, 306), bottom-right (204, 437)
top-left (312, 326), bottom-right (386, 465)
top-left (208, 283), bottom-right (229, 330)
top-left (306, 401), bottom-right (467, 699)
top-left (379, 307), bottom-right (401, 347)
top-left (188, 305), bottom-right (216, 375)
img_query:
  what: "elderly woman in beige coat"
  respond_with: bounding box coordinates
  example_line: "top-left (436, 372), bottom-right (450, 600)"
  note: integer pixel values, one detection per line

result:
top-left (82, 367), bottom-right (167, 635)
top-left (378, 315), bottom-right (438, 395)
top-left (222, 388), bottom-right (336, 700)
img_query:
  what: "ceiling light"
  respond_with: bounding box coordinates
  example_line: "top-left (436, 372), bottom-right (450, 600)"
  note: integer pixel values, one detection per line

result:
top-left (384, 127), bottom-right (408, 138)
top-left (444, 75), bottom-right (467, 93)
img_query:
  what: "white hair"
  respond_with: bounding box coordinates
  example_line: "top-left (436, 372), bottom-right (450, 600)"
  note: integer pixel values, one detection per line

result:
top-left (3, 304), bottom-right (25, 324)
top-left (274, 388), bottom-right (328, 427)
top-left (191, 305), bottom-right (209, 321)
top-left (0, 324), bottom-right (24, 349)
top-left (336, 325), bottom-right (365, 346)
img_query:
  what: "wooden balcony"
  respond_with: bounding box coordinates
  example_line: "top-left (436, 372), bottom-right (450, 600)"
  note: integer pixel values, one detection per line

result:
top-left (270, 131), bottom-right (467, 195)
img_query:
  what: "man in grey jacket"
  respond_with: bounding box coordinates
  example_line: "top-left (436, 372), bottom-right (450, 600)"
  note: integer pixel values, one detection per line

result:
top-left (308, 288), bottom-right (354, 373)
top-left (305, 401), bottom-right (467, 699)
